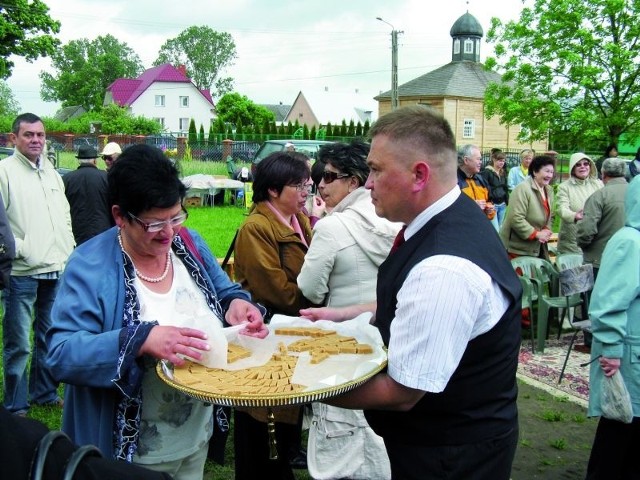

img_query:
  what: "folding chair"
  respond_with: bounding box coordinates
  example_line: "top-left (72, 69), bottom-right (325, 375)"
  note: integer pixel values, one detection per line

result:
top-left (557, 263), bottom-right (594, 383)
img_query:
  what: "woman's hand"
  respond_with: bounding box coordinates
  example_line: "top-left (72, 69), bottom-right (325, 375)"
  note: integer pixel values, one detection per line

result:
top-left (536, 228), bottom-right (553, 243)
top-left (310, 195), bottom-right (326, 218)
top-left (599, 356), bottom-right (621, 377)
top-left (225, 298), bottom-right (269, 338)
top-left (140, 326), bottom-right (210, 367)
top-left (574, 209), bottom-right (584, 222)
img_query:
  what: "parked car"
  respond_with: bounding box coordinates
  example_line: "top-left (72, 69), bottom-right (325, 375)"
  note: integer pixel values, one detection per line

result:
top-left (251, 139), bottom-right (333, 175)
top-left (0, 147), bottom-right (13, 159)
top-left (0, 146), bottom-right (70, 175)
top-left (201, 141), bottom-right (260, 162)
top-left (72, 136), bottom-right (98, 152)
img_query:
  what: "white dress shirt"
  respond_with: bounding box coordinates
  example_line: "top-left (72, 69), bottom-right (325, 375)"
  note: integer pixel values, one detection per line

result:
top-left (388, 186), bottom-right (510, 393)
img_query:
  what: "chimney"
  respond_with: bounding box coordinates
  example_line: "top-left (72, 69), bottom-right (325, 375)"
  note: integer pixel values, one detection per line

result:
top-left (177, 64), bottom-right (187, 77)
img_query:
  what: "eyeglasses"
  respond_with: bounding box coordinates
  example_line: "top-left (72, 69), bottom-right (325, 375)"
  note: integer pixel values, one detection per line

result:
top-left (103, 155), bottom-right (113, 162)
top-left (288, 183), bottom-right (313, 193)
top-left (128, 209), bottom-right (189, 232)
top-left (321, 171), bottom-right (350, 184)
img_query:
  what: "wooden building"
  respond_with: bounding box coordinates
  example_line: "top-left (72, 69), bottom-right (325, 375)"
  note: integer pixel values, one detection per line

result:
top-left (375, 11), bottom-right (548, 152)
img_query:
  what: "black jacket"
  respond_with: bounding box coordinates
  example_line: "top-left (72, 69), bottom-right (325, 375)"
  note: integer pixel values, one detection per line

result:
top-left (63, 164), bottom-right (113, 245)
top-left (481, 166), bottom-right (509, 204)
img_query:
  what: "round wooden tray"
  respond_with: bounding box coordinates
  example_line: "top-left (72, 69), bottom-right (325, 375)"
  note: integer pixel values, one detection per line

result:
top-left (156, 355), bottom-right (387, 407)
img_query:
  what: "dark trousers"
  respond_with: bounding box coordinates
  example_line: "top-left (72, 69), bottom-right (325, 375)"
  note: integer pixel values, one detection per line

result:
top-left (384, 427), bottom-right (518, 480)
top-left (233, 410), bottom-right (296, 480)
top-left (586, 416), bottom-right (640, 479)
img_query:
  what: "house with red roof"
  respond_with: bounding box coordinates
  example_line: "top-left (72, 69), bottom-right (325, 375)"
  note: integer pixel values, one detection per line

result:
top-left (103, 63), bottom-right (215, 133)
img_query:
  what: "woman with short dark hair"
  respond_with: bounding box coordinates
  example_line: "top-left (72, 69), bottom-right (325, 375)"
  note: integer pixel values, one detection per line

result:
top-left (46, 144), bottom-right (267, 479)
top-left (233, 150), bottom-right (316, 479)
top-left (500, 155), bottom-right (556, 259)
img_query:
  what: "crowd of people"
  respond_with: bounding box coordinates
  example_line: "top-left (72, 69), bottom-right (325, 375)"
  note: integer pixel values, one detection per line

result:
top-left (0, 108), bottom-right (637, 480)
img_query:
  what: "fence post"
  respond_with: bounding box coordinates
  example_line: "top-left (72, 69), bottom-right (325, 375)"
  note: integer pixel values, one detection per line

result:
top-left (97, 135), bottom-right (108, 152)
top-left (177, 136), bottom-right (187, 159)
top-left (64, 134), bottom-right (74, 152)
top-left (222, 139), bottom-right (233, 160)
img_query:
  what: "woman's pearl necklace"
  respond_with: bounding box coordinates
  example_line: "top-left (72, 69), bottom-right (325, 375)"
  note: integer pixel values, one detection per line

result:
top-left (117, 230), bottom-right (171, 283)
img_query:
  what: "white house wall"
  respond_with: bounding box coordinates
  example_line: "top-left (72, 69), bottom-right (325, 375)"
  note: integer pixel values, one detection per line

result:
top-left (131, 81), bottom-right (214, 133)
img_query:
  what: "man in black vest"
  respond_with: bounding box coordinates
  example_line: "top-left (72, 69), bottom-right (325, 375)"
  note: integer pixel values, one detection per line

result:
top-left (301, 105), bottom-right (522, 480)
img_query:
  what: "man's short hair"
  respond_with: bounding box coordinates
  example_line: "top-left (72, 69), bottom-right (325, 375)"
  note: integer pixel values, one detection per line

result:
top-left (368, 105), bottom-right (457, 171)
top-left (12, 113), bottom-right (43, 134)
top-left (601, 157), bottom-right (627, 177)
top-left (457, 144), bottom-right (477, 166)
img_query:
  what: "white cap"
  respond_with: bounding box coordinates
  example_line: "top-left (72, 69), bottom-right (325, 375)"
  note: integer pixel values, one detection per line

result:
top-left (100, 142), bottom-right (122, 156)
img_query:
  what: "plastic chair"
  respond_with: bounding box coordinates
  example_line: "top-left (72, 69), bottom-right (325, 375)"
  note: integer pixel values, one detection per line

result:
top-left (511, 256), bottom-right (545, 352)
top-left (511, 256), bottom-right (584, 353)
top-left (557, 263), bottom-right (594, 383)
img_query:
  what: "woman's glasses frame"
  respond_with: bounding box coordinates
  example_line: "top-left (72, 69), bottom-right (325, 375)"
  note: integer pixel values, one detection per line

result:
top-left (128, 209), bottom-right (189, 233)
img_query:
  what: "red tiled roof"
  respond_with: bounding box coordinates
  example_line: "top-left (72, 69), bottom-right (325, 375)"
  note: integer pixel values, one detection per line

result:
top-left (106, 63), bottom-right (214, 107)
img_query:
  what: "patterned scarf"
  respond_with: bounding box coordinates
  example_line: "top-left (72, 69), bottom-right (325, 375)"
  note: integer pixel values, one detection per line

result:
top-left (113, 232), bottom-right (226, 461)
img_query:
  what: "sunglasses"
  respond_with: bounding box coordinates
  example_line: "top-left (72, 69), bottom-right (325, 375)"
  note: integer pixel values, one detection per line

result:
top-left (103, 155), bottom-right (113, 162)
top-left (322, 171), bottom-right (350, 184)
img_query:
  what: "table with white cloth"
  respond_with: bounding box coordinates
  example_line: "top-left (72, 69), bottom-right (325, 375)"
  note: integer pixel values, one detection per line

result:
top-left (182, 174), bottom-right (245, 206)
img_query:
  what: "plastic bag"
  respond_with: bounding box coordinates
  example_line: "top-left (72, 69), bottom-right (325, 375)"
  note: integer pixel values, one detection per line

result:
top-left (601, 370), bottom-right (634, 424)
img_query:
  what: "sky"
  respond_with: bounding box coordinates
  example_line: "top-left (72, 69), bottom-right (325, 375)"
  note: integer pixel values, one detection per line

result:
top-left (6, 0), bottom-right (526, 117)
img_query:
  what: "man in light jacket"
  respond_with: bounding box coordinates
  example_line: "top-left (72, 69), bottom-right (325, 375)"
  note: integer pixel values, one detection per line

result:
top-left (0, 113), bottom-right (75, 416)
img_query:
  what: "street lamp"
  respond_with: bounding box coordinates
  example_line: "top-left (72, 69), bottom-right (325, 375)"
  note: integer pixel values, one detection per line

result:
top-left (376, 17), bottom-right (402, 110)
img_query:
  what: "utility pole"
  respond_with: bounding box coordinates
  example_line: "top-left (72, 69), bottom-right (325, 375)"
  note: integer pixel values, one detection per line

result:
top-left (377, 17), bottom-right (403, 110)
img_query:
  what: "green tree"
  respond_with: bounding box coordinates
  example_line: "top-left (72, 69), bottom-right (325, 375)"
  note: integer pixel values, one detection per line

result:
top-left (485, 0), bottom-right (640, 147)
top-left (215, 92), bottom-right (275, 130)
top-left (309, 125), bottom-right (316, 140)
top-left (347, 120), bottom-right (356, 137)
top-left (355, 121), bottom-right (363, 137)
top-left (198, 124), bottom-right (205, 143)
top-left (154, 26), bottom-right (237, 95)
top-left (235, 114), bottom-right (243, 136)
top-left (40, 34), bottom-right (144, 111)
top-left (0, 1), bottom-right (60, 79)
top-left (0, 81), bottom-right (20, 116)
top-left (208, 123), bottom-right (215, 143)
top-left (326, 122), bottom-right (333, 137)
top-left (188, 119), bottom-right (197, 144)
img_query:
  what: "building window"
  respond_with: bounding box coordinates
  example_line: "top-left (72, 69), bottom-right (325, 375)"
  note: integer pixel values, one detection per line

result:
top-left (463, 119), bottom-right (475, 139)
top-left (154, 118), bottom-right (165, 128)
top-left (453, 39), bottom-right (460, 54)
top-left (464, 39), bottom-right (474, 54)
top-left (179, 96), bottom-right (189, 107)
top-left (155, 95), bottom-right (165, 107)
top-left (179, 118), bottom-right (190, 131)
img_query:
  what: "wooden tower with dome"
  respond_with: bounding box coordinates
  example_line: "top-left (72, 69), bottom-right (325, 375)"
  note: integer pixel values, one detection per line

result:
top-left (375, 11), bottom-right (548, 153)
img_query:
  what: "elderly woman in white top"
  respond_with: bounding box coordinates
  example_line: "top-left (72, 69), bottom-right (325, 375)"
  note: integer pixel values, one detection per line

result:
top-left (556, 152), bottom-right (603, 254)
top-left (297, 139), bottom-right (399, 480)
